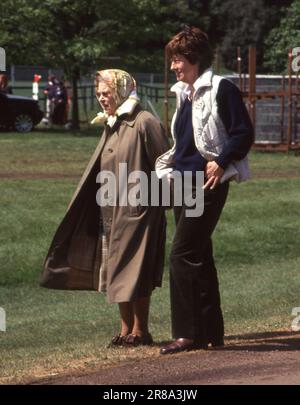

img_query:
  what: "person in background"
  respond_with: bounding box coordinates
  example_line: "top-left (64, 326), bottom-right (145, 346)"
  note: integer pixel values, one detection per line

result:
top-left (42, 74), bottom-right (56, 124)
top-left (40, 69), bottom-right (170, 347)
top-left (32, 74), bottom-right (42, 101)
top-left (156, 26), bottom-right (254, 355)
top-left (51, 79), bottom-right (68, 125)
top-left (0, 73), bottom-right (13, 94)
top-left (43, 75), bottom-right (68, 125)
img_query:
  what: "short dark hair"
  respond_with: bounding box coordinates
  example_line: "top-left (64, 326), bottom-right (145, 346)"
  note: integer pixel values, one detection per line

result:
top-left (166, 26), bottom-right (214, 74)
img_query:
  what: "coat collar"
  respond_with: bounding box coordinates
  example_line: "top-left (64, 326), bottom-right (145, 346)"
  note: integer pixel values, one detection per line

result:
top-left (120, 104), bottom-right (143, 127)
top-left (170, 67), bottom-right (213, 96)
top-left (193, 68), bottom-right (213, 93)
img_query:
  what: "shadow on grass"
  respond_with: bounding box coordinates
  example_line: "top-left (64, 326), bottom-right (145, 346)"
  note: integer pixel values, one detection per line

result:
top-left (155, 331), bottom-right (300, 352)
top-left (223, 330), bottom-right (300, 352)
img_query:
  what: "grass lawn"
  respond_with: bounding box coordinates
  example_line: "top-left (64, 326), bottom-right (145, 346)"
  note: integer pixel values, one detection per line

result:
top-left (0, 130), bottom-right (300, 383)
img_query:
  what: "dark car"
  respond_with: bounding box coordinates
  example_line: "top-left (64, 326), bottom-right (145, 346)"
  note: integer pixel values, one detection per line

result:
top-left (0, 92), bottom-right (44, 133)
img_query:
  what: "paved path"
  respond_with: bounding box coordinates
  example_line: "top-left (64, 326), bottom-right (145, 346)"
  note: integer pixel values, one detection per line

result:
top-left (30, 331), bottom-right (300, 385)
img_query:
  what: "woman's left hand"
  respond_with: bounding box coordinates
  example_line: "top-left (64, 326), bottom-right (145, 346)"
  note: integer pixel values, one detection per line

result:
top-left (203, 161), bottom-right (224, 190)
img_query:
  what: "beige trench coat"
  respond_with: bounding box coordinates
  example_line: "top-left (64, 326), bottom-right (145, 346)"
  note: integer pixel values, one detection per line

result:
top-left (40, 106), bottom-right (170, 303)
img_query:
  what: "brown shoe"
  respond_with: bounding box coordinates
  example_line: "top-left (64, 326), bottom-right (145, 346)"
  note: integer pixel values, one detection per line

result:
top-left (107, 334), bottom-right (127, 348)
top-left (124, 333), bottom-right (153, 346)
top-left (160, 338), bottom-right (206, 355)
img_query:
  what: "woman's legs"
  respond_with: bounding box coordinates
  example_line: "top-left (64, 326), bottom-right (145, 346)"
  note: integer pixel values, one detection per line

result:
top-left (171, 183), bottom-right (228, 341)
top-left (118, 296), bottom-right (151, 337)
top-left (132, 296), bottom-right (151, 336)
top-left (161, 182), bottom-right (229, 354)
top-left (118, 302), bottom-right (134, 336)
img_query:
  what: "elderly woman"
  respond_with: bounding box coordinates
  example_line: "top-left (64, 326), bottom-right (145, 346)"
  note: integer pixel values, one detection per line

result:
top-left (41, 69), bottom-right (169, 346)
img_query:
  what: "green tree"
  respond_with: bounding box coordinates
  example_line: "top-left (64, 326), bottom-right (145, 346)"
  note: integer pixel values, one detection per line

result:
top-left (0, 0), bottom-right (163, 128)
top-left (0, 0), bottom-right (215, 128)
top-left (116, 0), bottom-right (212, 74)
top-left (265, 0), bottom-right (300, 73)
top-left (209, 0), bottom-right (292, 73)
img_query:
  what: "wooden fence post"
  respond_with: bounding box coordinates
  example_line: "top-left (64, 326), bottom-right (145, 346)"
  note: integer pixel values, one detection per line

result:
top-left (237, 47), bottom-right (242, 91)
top-left (287, 49), bottom-right (293, 151)
top-left (248, 46), bottom-right (256, 139)
top-left (163, 46), bottom-right (169, 135)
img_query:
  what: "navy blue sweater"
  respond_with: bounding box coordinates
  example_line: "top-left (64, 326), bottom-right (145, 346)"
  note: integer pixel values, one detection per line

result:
top-left (173, 79), bottom-right (254, 173)
top-left (174, 97), bottom-right (206, 173)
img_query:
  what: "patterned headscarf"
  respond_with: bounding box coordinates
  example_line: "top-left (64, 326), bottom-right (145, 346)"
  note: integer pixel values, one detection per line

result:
top-left (91, 69), bottom-right (139, 126)
top-left (97, 69), bottom-right (136, 106)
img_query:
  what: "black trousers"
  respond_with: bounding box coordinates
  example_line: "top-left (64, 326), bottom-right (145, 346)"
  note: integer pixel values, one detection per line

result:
top-left (170, 181), bottom-right (229, 345)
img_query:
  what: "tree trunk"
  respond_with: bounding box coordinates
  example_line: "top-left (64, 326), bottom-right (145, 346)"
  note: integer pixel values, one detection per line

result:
top-left (71, 68), bottom-right (80, 130)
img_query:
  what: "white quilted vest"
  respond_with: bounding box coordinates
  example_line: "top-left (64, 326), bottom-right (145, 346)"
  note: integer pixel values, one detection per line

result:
top-left (156, 69), bottom-right (250, 183)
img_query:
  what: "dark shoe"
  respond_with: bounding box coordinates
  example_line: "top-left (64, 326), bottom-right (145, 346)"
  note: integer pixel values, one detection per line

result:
top-left (124, 333), bottom-right (153, 346)
top-left (210, 338), bottom-right (224, 348)
top-left (160, 338), bottom-right (205, 355)
top-left (107, 334), bottom-right (127, 348)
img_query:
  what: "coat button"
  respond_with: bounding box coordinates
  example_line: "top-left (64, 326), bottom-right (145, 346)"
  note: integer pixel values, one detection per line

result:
top-left (107, 148), bottom-right (113, 153)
